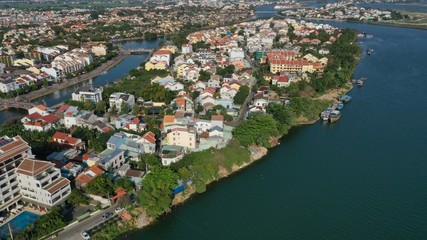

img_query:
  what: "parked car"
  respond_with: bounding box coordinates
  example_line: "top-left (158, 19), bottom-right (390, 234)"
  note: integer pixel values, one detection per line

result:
top-left (102, 212), bottom-right (113, 219)
top-left (81, 231), bottom-right (90, 240)
top-left (115, 207), bottom-right (124, 213)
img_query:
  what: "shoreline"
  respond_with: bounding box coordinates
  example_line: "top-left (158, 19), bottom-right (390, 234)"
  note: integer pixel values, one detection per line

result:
top-left (0, 50), bottom-right (130, 111)
top-left (131, 85), bottom-right (350, 230)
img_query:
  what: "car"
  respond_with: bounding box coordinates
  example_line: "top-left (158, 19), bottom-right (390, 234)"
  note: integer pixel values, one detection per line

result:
top-left (102, 212), bottom-right (113, 219)
top-left (81, 231), bottom-right (90, 240)
top-left (115, 207), bottom-right (124, 213)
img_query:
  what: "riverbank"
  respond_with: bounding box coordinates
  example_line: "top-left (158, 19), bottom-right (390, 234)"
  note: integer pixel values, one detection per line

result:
top-left (0, 50), bottom-right (130, 110)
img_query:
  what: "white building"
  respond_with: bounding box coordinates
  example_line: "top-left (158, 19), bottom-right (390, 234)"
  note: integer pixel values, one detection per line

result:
top-left (0, 78), bottom-right (18, 93)
top-left (98, 149), bottom-right (125, 170)
top-left (91, 45), bottom-right (107, 56)
top-left (41, 66), bottom-right (61, 79)
top-left (109, 92), bottom-right (135, 110)
top-left (17, 159), bottom-right (71, 207)
top-left (182, 44), bottom-right (193, 54)
top-left (151, 50), bottom-right (172, 66)
top-left (0, 136), bottom-right (33, 212)
top-left (229, 48), bottom-right (245, 61)
top-left (72, 86), bottom-right (103, 104)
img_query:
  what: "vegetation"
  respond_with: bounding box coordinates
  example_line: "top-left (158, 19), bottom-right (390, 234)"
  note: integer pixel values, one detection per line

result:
top-left (136, 167), bottom-right (178, 218)
top-left (233, 85), bottom-right (250, 105)
top-left (66, 189), bottom-right (91, 206)
top-left (85, 174), bottom-right (115, 196)
top-left (311, 29), bottom-right (361, 92)
top-left (233, 115), bottom-right (280, 147)
top-left (13, 206), bottom-right (66, 240)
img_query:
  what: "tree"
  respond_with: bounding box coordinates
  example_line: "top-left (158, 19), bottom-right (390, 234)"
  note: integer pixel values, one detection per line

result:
top-left (198, 70), bottom-right (211, 81)
top-left (83, 99), bottom-right (95, 110)
top-left (136, 167), bottom-right (178, 218)
top-left (232, 115), bottom-right (279, 147)
top-left (95, 101), bottom-right (106, 115)
top-left (233, 85), bottom-right (249, 105)
top-left (132, 104), bottom-right (140, 115)
top-left (137, 154), bottom-right (160, 171)
top-left (85, 174), bottom-right (114, 196)
top-left (67, 189), bottom-right (91, 206)
top-left (120, 102), bottom-right (128, 114)
top-left (114, 177), bottom-right (135, 192)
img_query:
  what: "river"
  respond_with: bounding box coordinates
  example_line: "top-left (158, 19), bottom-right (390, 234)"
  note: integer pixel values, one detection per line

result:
top-left (0, 38), bottom-right (163, 124)
top-left (123, 11), bottom-right (427, 240)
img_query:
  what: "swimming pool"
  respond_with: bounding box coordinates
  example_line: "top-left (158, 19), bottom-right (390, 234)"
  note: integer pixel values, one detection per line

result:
top-left (0, 211), bottom-right (39, 239)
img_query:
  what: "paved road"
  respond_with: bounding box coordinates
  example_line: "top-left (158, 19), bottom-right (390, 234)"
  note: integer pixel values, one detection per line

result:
top-left (226, 50), bottom-right (260, 127)
top-left (56, 204), bottom-right (118, 240)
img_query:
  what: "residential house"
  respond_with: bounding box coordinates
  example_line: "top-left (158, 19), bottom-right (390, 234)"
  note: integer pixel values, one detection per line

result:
top-left (160, 145), bottom-right (185, 166)
top-left (166, 127), bottom-right (196, 149)
top-left (109, 92), bottom-right (135, 111)
top-left (51, 132), bottom-right (85, 150)
top-left (75, 164), bottom-right (105, 188)
top-left (72, 86), bottom-right (103, 104)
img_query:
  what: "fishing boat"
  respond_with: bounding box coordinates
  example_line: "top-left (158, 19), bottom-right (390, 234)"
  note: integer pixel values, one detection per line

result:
top-left (329, 110), bottom-right (342, 123)
top-left (357, 79), bottom-right (364, 86)
top-left (367, 48), bottom-right (374, 55)
top-left (320, 108), bottom-right (333, 121)
top-left (340, 95), bottom-right (352, 103)
top-left (337, 103), bottom-right (344, 110)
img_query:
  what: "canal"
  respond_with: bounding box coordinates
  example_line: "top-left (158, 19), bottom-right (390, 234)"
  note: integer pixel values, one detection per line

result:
top-left (123, 12), bottom-right (427, 240)
top-left (0, 38), bottom-right (163, 124)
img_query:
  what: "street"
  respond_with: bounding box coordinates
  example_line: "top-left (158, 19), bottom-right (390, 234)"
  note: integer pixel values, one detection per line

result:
top-left (56, 204), bottom-right (118, 240)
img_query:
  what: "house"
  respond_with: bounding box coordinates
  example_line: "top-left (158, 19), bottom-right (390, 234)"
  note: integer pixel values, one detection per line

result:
top-left (72, 86), bottom-right (103, 104)
top-left (118, 164), bottom-right (145, 185)
top-left (28, 105), bottom-right (49, 116)
top-left (160, 145), bottom-right (185, 166)
top-left (60, 162), bottom-right (83, 178)
top-left (171, 96), bottom-right (194, 113)
top-left (114, 115), bottom-right (147, 132)
top-left (109, 92), bottom-right (135, 110)
top-left (21, 113), bottom-right (60, 131)
top-left (98, 149), bottom-right (125, 170)
top-left (166, 128), bottom-right (196, 149)
top-left (52, 131), bottom-right (85, 150)
top-left (272, 75), bottom-right (290, 88)
top-left (75, 164), bottom-right (105, 188)
top-left (229, 48), bottom-right (245, 61)
top-left (182, 43), bottom-right (193, 54)
top-left (207, 75), bottom-right (221, 88)
top-left (164, 82), bottom-right (184, 91)
top-left (151, 50), bottom-right (172, 66)
top-left (107, 132), bottom-right (156, 161)
top-left (145, 60), bottom-right (167, 71)
top-left (17, 159), bottom-right (71, 207)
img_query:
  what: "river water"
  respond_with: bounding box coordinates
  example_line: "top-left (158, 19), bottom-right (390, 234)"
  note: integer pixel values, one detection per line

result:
top-left (123, 11), bottom-right (427, 240)
top-left (0, 38), bottom-right (163, 124)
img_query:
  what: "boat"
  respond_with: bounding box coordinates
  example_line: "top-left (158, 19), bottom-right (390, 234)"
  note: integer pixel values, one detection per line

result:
top-left (329, 110), bottom-right (342, 123)
top-left (351, 79), bottom-right (357, 83)
top-left (337, 103), bottom-right (344, 110)
top-left (367, 48), bottom-right (374, 55)
top-left (340, 95), bottom-right (352, 103)
top-left (357, 79), bottom-right (364, 86)
top-left (332, 103), bottom-right (339, 110)
top-left (320, 108), bottom-right (333, 121)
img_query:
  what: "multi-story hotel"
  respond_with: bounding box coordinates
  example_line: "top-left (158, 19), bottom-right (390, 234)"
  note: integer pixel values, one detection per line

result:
top-left (0, 136), bottom-right (71, 211)
top-left (0, 136), bottom-right (33, 212)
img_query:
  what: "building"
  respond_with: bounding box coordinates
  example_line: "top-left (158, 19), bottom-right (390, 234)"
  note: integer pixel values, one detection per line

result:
top-left (52, 132), bottom-right (85, 150)
top-left (17, 159), bottom-right (71, 207)
top-left (160, 145), bottom-right (185, 166)
top-left (98, 149), bottom-right (125, 170)
top-left (0, 136), bottom-right (33, 212)
top-left (51, 48), bottom-right (93, 75)
top-left (0, 78), bottom-right (18, 93)
top-left (107, 132), bottom-right (156, 161)
top-left (91, 44), bottom-right (107, 56)
top-left (166, 128), bottom-right (196, 149)
top-left (109, 92), bottom-right (135, 111)
top-left (151, 50), bottom-right (172, 66)
top-left (182, 43), bottom-right (193, 54)
top-left (75, 164), bottom-right (105, 188)
top-left (72, 86), bottom-right (103, 104)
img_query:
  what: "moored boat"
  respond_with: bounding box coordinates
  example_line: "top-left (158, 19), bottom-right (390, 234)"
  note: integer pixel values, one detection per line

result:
top-left (340, 95), bottom-right (352, 103)
top-left (357, 79), bottom-right (364, 86)
top-left (329, 110), bottom-right (342, 123)
top-left (320, 108), bottom-right (332, 121)
top-left (337, 103), bottom-right (344, 110)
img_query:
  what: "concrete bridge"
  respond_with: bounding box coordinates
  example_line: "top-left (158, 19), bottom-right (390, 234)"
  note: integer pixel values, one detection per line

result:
top-left (130, 48), bottom-right (154, 55)
top-left (0, 101), bottom-right (36, 111)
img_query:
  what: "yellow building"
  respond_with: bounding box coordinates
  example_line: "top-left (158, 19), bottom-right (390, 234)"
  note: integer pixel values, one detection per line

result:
top-left (166, 128), bottom-right (196, 149)
top-left (27, 66), bottom-right (41, 74)
top-left (160, 45), bottom-right (178, 54)
top-left (145, 61), bottom-right (167, 71)
top-left (13, 58), bottom-right (34, 67)
top-left (176, 63), bottom-right (188, 78)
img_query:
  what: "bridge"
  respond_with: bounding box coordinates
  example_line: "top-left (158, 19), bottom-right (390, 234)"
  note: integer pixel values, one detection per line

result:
top-left (130, 48), bottom-right (154, 55)
top-left (0, 101), bottom-right (36, 111)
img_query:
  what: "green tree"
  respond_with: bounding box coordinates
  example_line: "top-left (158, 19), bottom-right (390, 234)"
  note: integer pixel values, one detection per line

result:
top-left (95, 101), bottom-right (106, 115)
top-left (132, 104), bottom-right (140, 115)
top-left (83, 99), bottom-right (95, 110)
top-left (85, 174), bottom-right (114, 196)
top-left (233, 85), bottom-right (249, 105)
top-left (66, 189), bottom-right (91, 206)
top-left (136, 167), bottom-right (178, 218)
top-left (114, 177), bottom-right (135, 192)
top-left (232, 115), bottom-right (279, 147)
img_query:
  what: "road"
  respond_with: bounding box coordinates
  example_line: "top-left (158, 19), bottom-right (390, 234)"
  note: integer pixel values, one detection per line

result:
top-left (226, 49), bottom-right (260, 127)
top-left (56, 204), bottom-right (118, 240)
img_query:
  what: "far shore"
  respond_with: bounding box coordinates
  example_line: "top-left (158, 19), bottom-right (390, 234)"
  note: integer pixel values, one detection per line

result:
top-left (0, 50), bottom-right (131, 111)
